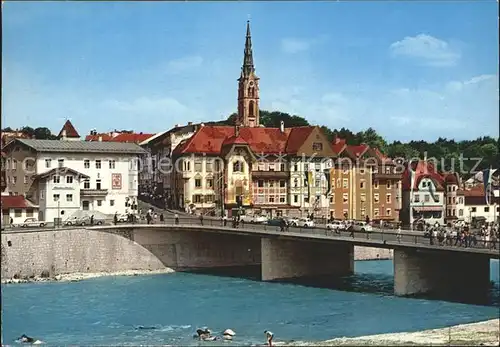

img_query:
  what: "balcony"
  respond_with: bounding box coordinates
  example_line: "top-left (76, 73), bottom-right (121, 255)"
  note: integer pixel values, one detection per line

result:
top-left (251, 171), bottom-right (289, 179)
top-left (80, 189), bottom-right (109, 197)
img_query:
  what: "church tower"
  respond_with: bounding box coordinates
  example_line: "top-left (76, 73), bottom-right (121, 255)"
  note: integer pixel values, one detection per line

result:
top-left (237, 20), bottom-right (260, 127)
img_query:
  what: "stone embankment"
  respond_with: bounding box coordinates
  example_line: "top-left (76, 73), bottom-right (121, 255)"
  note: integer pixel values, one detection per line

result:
top-left (281, 319), bottom-right (500, 346)
top-left (354, 246), bottom-right (393, 260)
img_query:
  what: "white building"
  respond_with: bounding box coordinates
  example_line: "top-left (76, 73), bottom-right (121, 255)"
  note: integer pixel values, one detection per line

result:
top-left (456, 185), bottom-right (500, 224)
top-left (3, 139), bottom-right (145, 222)
top-left (1, 195), bottom-right (39, 225)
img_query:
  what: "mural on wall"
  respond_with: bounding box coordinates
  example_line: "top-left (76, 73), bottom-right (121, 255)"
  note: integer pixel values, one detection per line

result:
top-left (112, 173), bottom-right (122, 190)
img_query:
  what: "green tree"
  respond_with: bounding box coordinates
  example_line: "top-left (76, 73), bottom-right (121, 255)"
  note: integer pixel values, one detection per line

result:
top-left (34, 127), bottom-right (57, 139)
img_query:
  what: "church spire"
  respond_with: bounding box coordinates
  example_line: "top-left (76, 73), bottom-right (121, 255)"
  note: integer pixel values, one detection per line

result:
top-left (242, 20), bottom-right (255, 77)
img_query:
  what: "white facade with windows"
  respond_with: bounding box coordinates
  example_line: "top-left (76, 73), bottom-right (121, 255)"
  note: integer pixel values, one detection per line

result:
top-left (404, 177), bottom-right (445, 226)
top-left (35, 153), bottom-right (141, 222)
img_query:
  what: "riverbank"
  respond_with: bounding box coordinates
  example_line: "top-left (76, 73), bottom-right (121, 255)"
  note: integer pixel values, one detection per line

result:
top-left (1, 268), bottom-right (175, 284)
top-left (282, 319), bottom-right (500, 346)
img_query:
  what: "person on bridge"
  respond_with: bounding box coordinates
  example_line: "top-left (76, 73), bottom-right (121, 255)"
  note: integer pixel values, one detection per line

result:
top-left (90, 215), bottom-right (94, 226)
top-left (114, 212), bottom-right (118, 225)
top-left (159, 213), bottom-right (164, 223)
top-left (199, 214), bottom-right (204, 226)
top-left (146, 213), bottom-right (152, 224)
top-left (174, 213), bottom-right (179, 225)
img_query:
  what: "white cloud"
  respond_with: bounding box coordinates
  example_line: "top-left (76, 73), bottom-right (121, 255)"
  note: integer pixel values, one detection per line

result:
top-left (389, 34), bottom-right (461, 67)
top-left (164, 55), bottom-right (203, 74)
top-left (280, 36), bottom-right (327, 54)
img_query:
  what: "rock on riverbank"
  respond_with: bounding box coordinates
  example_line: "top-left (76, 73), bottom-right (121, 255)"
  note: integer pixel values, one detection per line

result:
top-left (1, 268), bottom-right (176, 284)
top-left (281, 319), bottom-right (500, 346)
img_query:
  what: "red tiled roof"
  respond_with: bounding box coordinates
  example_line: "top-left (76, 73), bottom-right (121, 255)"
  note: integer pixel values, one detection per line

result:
top-left (346, 144), bottom-right (369, 158)
top-left (110, 133), bottom-right (154, 143)
top-left (331, 138), bottom-right (347, 154)
top-left (460, 185), bottom-right (485, 197)
top-left (58, 120), bottom-right (80, 138)
top-left (1, 196), bottom-right (36, 209)
top-left (222, 135), bottom-right (248, 147)
top-left (85, 134), bottom-right (113, 142)
top-left (443, 172), bottom-right (459, 185)
top-left (401, 160), bottom-right (445, 191)
top-left (174, 126), bottom-right (316, 155)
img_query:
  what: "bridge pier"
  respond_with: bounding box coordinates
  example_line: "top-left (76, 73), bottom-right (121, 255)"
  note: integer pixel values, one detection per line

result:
top-left (261, 238), bottom-right (354, 281)
top-left (393, 249), bottom-right (491, 299)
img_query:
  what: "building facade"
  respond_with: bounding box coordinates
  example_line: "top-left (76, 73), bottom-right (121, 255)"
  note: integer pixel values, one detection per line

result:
top-left (2, 139), bottom-right (145, 222)
top-left (1, 195), bottom-right (39, 225)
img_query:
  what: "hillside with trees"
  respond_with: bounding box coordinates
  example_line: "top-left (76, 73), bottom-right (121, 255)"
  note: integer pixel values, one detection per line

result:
top-left (213, 111), bottom-right (499, 174)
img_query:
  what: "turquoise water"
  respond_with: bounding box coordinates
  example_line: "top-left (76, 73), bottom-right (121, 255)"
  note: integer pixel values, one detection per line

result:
top-left (2, 260), bottom-right (499, 346)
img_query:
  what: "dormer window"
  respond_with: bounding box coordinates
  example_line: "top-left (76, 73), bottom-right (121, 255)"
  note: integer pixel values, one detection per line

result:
top-left (233, 161), bottom-right (244, 173)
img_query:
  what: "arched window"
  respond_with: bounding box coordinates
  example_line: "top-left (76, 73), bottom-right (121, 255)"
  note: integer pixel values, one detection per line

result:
top-left (233, 161), bottom-right (244, 173)
top-left (249, 101), bottom-right (255, 118)
top-left (248, 86), bottom-right (254, 98)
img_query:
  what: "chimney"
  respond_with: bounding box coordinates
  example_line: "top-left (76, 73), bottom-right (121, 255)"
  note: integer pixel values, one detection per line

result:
top-left (200, 123), bottom-right (204, 127)
top-left (235, 125), bottom-right (240, 137)
top-left (62, 129), bottom-right (67, 138)
top-left (188, 122), bottom-right (193, 126)
top-left (98, 136), bottom-right (102, 142)
top-left (280, 120), bottom-right (285, 133)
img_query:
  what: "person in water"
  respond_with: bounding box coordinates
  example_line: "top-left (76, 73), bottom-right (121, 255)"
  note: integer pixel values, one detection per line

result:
top-left (264, 330), bottom-right (274, 346)
top-left (18, 334), bottom-right (43, 344)
top-left (196, 328), bottom-right (217, 341)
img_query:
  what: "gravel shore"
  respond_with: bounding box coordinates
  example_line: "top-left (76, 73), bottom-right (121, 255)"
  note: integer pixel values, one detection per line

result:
top-left (279, 319), bottom-right (500, 346)
top-left (1, 268), bottom-right (175, 284)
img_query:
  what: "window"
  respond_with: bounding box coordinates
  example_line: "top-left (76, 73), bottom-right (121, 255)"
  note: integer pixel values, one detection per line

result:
top-left (110, 200), bottom-right (115, 206)
top-left (53, 175), bottom-right (60, 184)
top-left (195, 161), bottom-right (202, 172)
top-left (269, 181), bottom-right (274, 188)
top-left (40, 191), bottom-right (44, 200)
top-left (373, 180), bottom-right (379, 189)
top-left (12, 159), bottom-right (17, 170)
top-left (66, 194), bottom-right (73, 202)
top-left (280, 163), bottom-right (285, 171)
top-left (279, 196), bottom-right (286, 203)
top-left (342, 168), bottom-right (349, 174)
top-left (279, 180), bottom-right (286, 188)
top-left (435, 195), bottom-right (440, 202)
top-left (452, 197), bottom-right (456, 204)
top-left (359, 168), bottom-right (365, 175)
top-left (233, 161), bottom-right (243, 172)
top-left (14, 209), bottom-right (22, 217)
top-left (24, 176), bottom-right (28, 184)
top-left (374, 193), bottom-right (379, 203)
top-left (269, 163), bottom-right (275, 171)
top-left (372, 166), bottom-right (379, 173)
top-left (304, 197), bottom-right (309, 203)
top-left (459, 197), bottom-right (464, 204)
top-left (293, 178), bottom-right (298, 187)
top-left (361, 208), bottom-right (366, 216)
top-left (258, 180), bottom-right (264, 188)
top-left (45, 159), bottom-right (52, 168)
top-left (312, 142), bottom-right (323, 151)
top-left (66, 176), bottom-right (73, 184)
top-left (374, 208), bottom-right (379, 217)
top-left (97, 200), bottom-right (102, 207)
top-left (26, 208), bottom-right (34, 217)
top-left (53, 194), bottom-right (60, 202)
top-left (12, 176), bottom-right (17, 184)
top-left (386, 180), bottom-right (392, 189)
top-left (109, 160), bottom-right (116, 169)
top-left (205, 195), bottom-right (214, 203)
top-left (96, 179), bottom-right (102, 190)
top-left (414, 194), bottom-right (420, 202)
top-left (84, 179), bottom-right (90, 189)
top-left (195, 179), bottom-right (202, 188)
top-left (205, 161), bottom-right (214, 172)
top-left (484, 207), bottom-right (490, 212)
top-left (343, 193), bottom-right (348, 203)
top-left (294, 195), bottom-right (298, 203)
top-left (293, 163), bottom-right (298, 171)
top-left (269, 196), bottom-right (275, 203)
top-left (360, 180), bottom-right (365, 189)
top-left (459, 209), bottom-right (463, 216)
top-left (193, 195), bottom-right (202, 203)
top-left (330, 196), bottom-right (333, 203)
top-left (361, 193), bottom-right (366, 202)
top-left (386, 208), bottom-right (392, 216)
top-left (471, 207), bottom-right (477, 212)
top-left (424, 194), bottom-right (430, 202)
top-left (95, 160), bottom-right (101, 169)
top-left (343, 209), bottom-right (348, 217)
top-left (84, 160), bottom-right (90, 168)
top-left (304, 164), bottom-right (309, 171)
top-left (206, 179), bottom-right (213, 188)
top-left (386, 194), bottom-right (391, 203)
top-left (343, 178), bottom-right (348, 189)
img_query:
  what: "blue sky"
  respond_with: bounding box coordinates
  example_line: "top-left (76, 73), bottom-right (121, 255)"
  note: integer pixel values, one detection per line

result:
top-left (2, 1), bottom-right (498, 142)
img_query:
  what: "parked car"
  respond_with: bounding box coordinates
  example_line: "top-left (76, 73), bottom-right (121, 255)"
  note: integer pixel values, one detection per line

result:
top-left (117, 213), bottom-right (130, 223)
top-left (297, 218), bottom-right (314, 228)
top-left (326, 220), bottom-right (346, 231)
top-left (284, 217), bottom-right (299, 227)
top-left (240, 215), bottom-right (268, 224)
top-left (20, 218), bottom-right (45, 228)
top-left (348, 221), bottom-right (372, 233)
top-left (267, 218), bottom-right (286, 227)
top-left (68, 215), bottom-right (105, 226)
top-left (63, 216), bottom-right (80, 226)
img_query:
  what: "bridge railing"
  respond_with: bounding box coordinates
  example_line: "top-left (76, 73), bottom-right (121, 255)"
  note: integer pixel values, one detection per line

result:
top-left (123, 216), bottom-right (500, 253)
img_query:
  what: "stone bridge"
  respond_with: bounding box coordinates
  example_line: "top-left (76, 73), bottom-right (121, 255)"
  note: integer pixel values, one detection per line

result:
top-left (1, 224), bottom-right (497, 301)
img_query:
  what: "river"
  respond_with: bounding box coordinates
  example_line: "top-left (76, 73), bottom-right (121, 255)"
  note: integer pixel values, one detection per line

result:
top-left (2, 260), bottom-right (499, 346)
